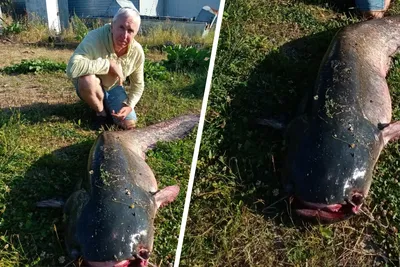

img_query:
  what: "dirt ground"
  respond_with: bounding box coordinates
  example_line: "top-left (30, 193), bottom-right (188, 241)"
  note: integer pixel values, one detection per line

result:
top-left (0, 41), bottom-right (77, 109)
top-left (0, 41), bottom-right (167, 110)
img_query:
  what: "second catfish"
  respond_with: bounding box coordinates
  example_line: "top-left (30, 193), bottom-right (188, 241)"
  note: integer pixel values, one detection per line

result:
top-left (286, 16), bottom-right (400, 223)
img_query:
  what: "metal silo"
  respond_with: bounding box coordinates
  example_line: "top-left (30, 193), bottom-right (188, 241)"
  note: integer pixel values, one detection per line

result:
top-left (10, 0), bottom-right (26, 17)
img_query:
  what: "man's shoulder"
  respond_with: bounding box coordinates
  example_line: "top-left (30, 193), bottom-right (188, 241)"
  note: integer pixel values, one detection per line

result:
top-left (129, 41), bottom-right (145, 59)
top-left (86, 24), bottom-right (111, 39)
top-left (130, 40), bottom-right (144, 53)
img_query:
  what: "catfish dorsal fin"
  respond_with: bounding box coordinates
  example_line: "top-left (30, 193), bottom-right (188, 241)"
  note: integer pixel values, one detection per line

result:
top-left (381, 121), bottom-right (400, 145)
top-left (130, 114), bottom-right (199, 152)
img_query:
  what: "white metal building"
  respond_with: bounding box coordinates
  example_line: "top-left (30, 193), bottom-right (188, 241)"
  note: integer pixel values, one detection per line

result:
top-left (12, 0), bottom-right (220, 18)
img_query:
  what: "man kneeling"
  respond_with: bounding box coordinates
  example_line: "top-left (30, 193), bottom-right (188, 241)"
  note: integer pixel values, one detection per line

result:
top-left (67, 7), bottom-right (144, 130)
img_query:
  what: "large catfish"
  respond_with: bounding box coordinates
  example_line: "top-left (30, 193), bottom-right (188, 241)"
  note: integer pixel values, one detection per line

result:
top-left (286, 16), bottom-right (400, 223)
top-left (38, 114), bottom-right (199, 266)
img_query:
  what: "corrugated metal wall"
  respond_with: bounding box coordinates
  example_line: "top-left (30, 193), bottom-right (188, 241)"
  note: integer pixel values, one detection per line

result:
top-left (11, 0), bottom-right (219, 19)
top-left (68, 0), bottom-right (138, 18)
top-left (164, 0), bottom-right (220, 18)
top-left (58, 0), bottom-right (69, 28)
top-left (139, 0), bottom-right (162, 16)
top-left (132, 0), bottom-right (139, 11)
top-left (11, 0), bottom-right (26, 16)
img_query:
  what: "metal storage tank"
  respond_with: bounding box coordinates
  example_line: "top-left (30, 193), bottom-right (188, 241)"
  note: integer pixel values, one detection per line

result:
top-left (68, 0), bottom-right (139, 18)
top-left (10, 0), bottom-right (26, 17)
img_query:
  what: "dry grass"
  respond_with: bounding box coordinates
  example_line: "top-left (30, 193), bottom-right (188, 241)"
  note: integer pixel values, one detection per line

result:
top-left (58, 24), bottom-right (78, 44)
top-left (136, 24), bottom-right (214, 47)
top-left (13, 23), bottom-right (50, 43)
top-left (0, 72), bottom-right (76, 109)
top-left (0, 43), bottom-right (77, 109)
top-left (0, 43), bottom-right (73, 68)
top-left (2, 14), bottom-right (214, 49)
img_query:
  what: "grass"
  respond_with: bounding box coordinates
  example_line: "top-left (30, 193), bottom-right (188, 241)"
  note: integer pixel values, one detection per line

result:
top-left (136, 24), bottom-right (215, 49)
top-left (182, 1), bottom-right (400, 266)
top-left (1, 13), bottom-right (214, 49)
top-left (0, 38), bottom-right (206, 266)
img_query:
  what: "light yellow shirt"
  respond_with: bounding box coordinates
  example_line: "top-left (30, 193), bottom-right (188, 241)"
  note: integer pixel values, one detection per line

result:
top-left (66, 23), bottom-right (145, 108)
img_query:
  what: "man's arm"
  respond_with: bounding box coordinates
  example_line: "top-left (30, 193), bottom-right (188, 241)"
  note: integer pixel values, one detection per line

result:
top-left (125, 49), bottom-right (145, 108)
top-left (66, 30), bottom-right (110, 79)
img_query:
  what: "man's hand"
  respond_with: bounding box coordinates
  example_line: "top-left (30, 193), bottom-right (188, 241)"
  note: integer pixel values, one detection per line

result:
top-left (112, 106), bottom-right (132, 121)
top-left (108, 59), bottom-right (124, 86)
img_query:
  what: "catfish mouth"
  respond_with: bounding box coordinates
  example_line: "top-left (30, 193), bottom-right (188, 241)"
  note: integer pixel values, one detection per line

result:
top-left (294, 192), bottom-right (364, 223)
top-left (83, 249), bottom-right (150, 267)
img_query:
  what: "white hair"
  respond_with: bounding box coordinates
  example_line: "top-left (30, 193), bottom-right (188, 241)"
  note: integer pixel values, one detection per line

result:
top-left (112, 7), bottom-right (141, 26)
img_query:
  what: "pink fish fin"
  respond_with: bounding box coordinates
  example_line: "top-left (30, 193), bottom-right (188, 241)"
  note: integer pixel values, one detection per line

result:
top-left (381, 121), bottom-right (400, 145)
top-left (154, 185), bottom-right (180, 209)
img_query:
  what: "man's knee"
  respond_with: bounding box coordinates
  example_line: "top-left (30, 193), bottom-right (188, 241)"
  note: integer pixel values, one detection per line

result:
top-left (361, 10), bottom-right (385, 19)
top-left (78, 75), bottom-right (102, 94)
top-left (356, 0), bottom-right (391, 19)
top-left (120, 119), bottom-right (136, 130)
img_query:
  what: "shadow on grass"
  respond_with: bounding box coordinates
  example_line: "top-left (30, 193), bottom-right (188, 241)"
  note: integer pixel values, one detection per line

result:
top-left (299, 0), bottom-right (357, 10)
top-left (22, 41), bottom-right (79, 51)
top-left (0, 140), bottom-right (93, 265)
top-left (172, 72), bottom-right (207, 100)
top-left (216, 28), bottom-right (341, 226)
top-left (0, 101), bottom-right (94, 130)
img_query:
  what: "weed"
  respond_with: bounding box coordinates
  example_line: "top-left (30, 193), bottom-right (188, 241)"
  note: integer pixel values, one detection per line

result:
top-left (163, 45), bottom-right (211, 72)
top-left (136, 24), bottom-right (212, 49)
top-left (144, 61), bottom-right (170, 82)
top-left (2, 21), bottom-right (24, 35)
top-left (1, 59), bottom-right (66, 74)
top-left (70, 14), bottom-right (88, 42)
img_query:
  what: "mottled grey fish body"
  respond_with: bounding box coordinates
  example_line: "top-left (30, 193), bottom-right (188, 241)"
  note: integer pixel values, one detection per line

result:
top-left (63, 114), bottom-right (199, 264)
top-left (286, 16), bottom-right (400, 221)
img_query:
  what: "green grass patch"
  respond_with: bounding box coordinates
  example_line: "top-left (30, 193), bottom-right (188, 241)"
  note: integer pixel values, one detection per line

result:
top-left (163, 45), bottom-right (211, 72)
top-left (1, 59), bottom-right (67, 74)
top-left (182, 1), bottom-right (400, 266)
top-left (147, 133), bottom-right (196, 265)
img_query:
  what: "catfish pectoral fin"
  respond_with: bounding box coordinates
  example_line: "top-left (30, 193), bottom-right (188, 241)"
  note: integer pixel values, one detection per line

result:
top-left (36, 198), bottom-right (65, 208)
top-left (381, 121), bottom-right (400, 145)
top-left (154, 185), bottom-right (180, 209)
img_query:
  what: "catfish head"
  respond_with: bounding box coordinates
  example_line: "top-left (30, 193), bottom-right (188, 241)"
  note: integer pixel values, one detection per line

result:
top-left (64, 183), bottom-right (179, 267)
top-left (285, 115), bottom-right (384, 223)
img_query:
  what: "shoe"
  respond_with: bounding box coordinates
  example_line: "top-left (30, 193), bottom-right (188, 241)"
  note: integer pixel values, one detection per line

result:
top-left (92, 114), bottom-right (109, 130)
